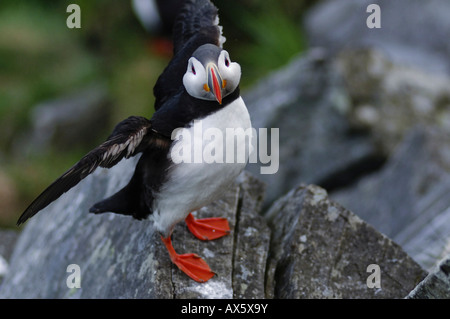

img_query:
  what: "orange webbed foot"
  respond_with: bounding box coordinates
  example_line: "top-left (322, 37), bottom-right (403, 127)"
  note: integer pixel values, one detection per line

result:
top-left (185, 213), bottom-right (230, 241)
top-left (161, 235), bottom-right (215, 283)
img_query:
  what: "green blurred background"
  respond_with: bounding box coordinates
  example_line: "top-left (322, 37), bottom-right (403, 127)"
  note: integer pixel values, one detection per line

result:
top-left (0, 0), bottom-right (316, 227)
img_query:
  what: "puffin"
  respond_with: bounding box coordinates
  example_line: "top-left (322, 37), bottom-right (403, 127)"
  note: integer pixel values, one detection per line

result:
top-left (132, 0), bottom-right (185, 56)
top-left (132, 0), bottom-right (185, 35)
top-left (17, 0), bottom-right (251, 283)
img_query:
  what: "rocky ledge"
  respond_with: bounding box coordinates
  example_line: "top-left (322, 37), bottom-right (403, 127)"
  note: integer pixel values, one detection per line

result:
top-left (3, 0), bottom-right (450, 298)
top-left (0, 161), bottom-right (428, 298)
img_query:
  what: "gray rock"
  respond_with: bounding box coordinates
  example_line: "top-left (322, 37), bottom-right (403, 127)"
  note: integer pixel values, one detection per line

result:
top-left (406, 255), bottom-right (450, 299)
top-left (265, 184), bottom-right (426, 299)
top-left (407, 254), bottom-right (450, 299)
top-left (244, 49), bottom-right (380, 206)
top-left (17, 83), bottom-right (112, 155)
top-left (0, 156), bottom-right (268, 299)
top-left (0, 229), bottom-right (19, 262)
top-left (0, 153), bottom-right (430, 299)
top-left (334, 48), bottom-right (450, 154)
top-left (332, 127), bottom-right (450, 271)
top-left (232, 173), bottom-right (269, 299)
top-left (305, 0), bottom-right (450, 159)
top-left (304, 0), bottom-right (450, 76)
top-left (0, 230), bottom-right (19, 282)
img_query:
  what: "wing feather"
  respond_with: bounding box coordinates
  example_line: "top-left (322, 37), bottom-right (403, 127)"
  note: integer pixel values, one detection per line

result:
top-left (172, 0), bottom-right (223, 54)
top-left (16, 116), bottom-right (162, 225)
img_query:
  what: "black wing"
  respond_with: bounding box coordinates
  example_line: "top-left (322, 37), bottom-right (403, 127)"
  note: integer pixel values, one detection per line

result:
top-left (153, 0), bottom-right (225, 110)
top-left (17, 116), bottom-right (158, 225)
top-left (172, 0), bottom-right (224, 54)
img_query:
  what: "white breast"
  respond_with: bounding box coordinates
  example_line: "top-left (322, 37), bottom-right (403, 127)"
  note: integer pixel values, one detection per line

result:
top-left (152, 97), bottom-right (252, 237)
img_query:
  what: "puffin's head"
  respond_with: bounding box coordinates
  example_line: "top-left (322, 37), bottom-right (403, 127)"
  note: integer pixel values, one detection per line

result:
top-left (183, 43), bottom-right (241, 104)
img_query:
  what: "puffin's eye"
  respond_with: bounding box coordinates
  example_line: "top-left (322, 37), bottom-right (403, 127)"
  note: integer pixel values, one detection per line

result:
top-left (225, 58), bottom-right (230, 67)
top-left (191, 65), bottom-right (196, 75)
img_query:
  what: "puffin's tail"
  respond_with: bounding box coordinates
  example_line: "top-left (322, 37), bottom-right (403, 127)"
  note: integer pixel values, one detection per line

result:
top-left (89, 177), bottom-right (151, 221)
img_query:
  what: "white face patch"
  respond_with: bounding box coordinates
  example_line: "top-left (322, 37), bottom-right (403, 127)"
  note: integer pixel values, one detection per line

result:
top-left (183, 57), bottom-right (210, 101)
top-left (183, 51), bottom-right (241, 102)
top-left (217, 50), bottom-right (241, 96)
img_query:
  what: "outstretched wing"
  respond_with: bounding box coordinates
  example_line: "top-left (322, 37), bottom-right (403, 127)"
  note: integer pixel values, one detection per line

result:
top-left (153, 0), bottom-right (225, 110)
top-left (17, 116), bottom-right (161, 225)
top-left (172, 0), bottom-right (225, 54)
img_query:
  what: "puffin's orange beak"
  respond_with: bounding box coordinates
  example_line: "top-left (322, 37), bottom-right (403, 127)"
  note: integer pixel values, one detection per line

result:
top-left (207, 63), bottom-right (223, 104)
